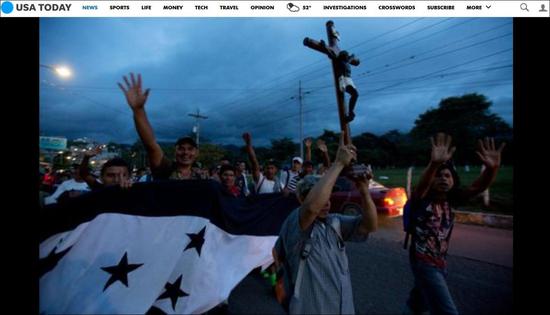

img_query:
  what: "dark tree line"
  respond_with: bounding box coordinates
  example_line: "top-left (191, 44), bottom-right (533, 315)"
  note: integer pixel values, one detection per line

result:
top-left (244, 93), bottom-right (513, 169)
top-left (122, 93), bottom-right (513, 170)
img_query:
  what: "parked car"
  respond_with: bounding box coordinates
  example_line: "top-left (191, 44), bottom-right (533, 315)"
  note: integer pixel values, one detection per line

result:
top-left (330, 176), bottom-right (407, 217)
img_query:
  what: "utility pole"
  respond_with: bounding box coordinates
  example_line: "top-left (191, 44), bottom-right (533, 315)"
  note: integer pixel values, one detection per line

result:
top-left (188, 109), bottom-right (208, 147)
top-left (299, 81), bottom-right (303, 159)
top-left (291, 81), bottom-right (310, 160)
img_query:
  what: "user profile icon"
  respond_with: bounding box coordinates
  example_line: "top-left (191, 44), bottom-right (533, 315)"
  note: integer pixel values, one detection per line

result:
top-left (540, 4), bottom-right (548, 12)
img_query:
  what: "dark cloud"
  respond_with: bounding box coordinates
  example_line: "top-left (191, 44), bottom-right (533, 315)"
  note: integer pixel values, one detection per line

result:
top-left (40, 18), bottom-right (513, 146)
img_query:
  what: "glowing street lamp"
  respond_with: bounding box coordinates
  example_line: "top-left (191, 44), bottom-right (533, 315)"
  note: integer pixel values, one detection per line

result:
top-left (40, 64), bottom-right (73, 79)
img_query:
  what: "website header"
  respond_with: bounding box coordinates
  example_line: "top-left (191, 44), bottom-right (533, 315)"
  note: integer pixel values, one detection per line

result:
top-left (1, 1), bottom-right (549, 17)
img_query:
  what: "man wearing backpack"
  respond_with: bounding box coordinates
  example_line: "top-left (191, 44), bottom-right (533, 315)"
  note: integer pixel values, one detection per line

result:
top-left (242, 132), bottom-right (284, 194)
top-left (273, 133), bottom-right (378, 314)
top-left (280, 156), bottom-right (303, 194)
top-left (403, 133), bottom-right (505, 315)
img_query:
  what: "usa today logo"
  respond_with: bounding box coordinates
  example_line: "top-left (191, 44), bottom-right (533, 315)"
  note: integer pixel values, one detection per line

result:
top-left (1, 1), bottom-right (14, 14)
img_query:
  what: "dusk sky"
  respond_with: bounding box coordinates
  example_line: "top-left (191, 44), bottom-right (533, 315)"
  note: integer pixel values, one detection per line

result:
top-left (40, 18), bottom-right (513, 147)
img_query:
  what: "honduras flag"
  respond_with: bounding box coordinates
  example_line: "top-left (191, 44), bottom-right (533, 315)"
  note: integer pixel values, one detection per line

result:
top-left (39, 180), bottom-right (299, 314)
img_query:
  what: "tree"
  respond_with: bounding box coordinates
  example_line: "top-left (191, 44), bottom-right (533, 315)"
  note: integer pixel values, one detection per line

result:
top-left (316, 129), bottom-right (341, 164)
top-left (353, 132), bottom-right (381, 166)
top-left (270, 137), bottom-right (298, 166)
top-left (410, 93), bottom-right (512, 165)
top-left (317, 129), bottom-right (340, 145)
top-left (221, 144), bottom-right (242, 163)
top-left (196, 143), bottom-right (227, 169)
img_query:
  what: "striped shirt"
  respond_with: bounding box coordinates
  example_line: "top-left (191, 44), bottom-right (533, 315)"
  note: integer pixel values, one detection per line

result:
top-left (281, 170), bottom-right (300, 192)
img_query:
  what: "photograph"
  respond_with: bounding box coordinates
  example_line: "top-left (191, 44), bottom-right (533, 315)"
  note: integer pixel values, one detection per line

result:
top-left (38, 16), bottom-right (513, 315)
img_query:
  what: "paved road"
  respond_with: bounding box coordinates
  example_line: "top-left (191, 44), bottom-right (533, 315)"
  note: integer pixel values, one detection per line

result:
top-left (226, 218), bottom-right (513, 314)
top-left (374, 217), bottom-right (513, 268)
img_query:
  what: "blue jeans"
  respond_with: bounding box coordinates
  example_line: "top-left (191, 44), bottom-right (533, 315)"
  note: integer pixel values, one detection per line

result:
top-left (406, 261), bottom-right (459, 315)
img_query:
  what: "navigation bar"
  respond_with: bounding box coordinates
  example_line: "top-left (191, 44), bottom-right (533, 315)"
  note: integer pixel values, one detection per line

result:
top-left (1, 1), bottom-right (549, 17)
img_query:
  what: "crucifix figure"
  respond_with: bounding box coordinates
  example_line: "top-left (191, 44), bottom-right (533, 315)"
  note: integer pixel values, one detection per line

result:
top-left (304, 21), bottom-right (369, 179)
top-left (303, 20), bottom-right (360, 142)
top-left (334, 50), bottom-right (359, 123)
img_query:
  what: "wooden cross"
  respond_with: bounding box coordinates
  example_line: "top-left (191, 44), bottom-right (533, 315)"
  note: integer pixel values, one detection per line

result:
top-left (303, 20), bottom-right (360, 145)
top-left (304, 21), bottom-right (369, 179)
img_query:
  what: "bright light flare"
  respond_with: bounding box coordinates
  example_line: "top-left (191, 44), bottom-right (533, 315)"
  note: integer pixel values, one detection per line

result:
top-left (54, 66), bottom-right (72, 78)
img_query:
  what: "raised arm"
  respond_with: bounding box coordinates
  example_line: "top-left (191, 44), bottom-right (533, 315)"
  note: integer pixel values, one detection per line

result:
top-left (118, 73), bottom-right (164, 169)
top-left (316, 139), bottom-right (332, 168)
top-left (304, 138), bottom-right (312, 162)
top-left (463, 137), bottom-right (505, 198)
top-left (299, 133), bottom-right (355, 230)
top-left (413, 133), bottom-right (456, 200)
top-left (80, 146), bottom-right (102, 187)
top-left (242, 132), bottom-right (261, 183)
top-left (353, 168), bottom-right (377, 235)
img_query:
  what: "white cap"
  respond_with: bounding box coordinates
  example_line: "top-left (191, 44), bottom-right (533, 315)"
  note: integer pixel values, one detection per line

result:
top-left (292, 157), bottom-right (303, 164)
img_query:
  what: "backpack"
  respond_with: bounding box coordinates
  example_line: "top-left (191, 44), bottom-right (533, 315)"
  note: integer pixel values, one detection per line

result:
top-left (274, 216), bottom-right (343, 311)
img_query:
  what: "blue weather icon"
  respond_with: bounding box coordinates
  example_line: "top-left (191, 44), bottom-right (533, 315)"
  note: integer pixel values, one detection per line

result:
top-left (1, 1), bottom-right (14, 14)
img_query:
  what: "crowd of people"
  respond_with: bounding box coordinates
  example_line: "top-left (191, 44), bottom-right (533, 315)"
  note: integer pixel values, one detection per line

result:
top-left (38, 72), bottom-right (505, 315)
top-left (38, 132), bottom-right (331, 207)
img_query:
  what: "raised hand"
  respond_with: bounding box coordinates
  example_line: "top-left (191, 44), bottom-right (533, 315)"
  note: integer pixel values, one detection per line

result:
top-left (335, 133), bottom-right (356, 167)
top-left (242, 132), bottom-right (252, 146)
top-left (430, 133), bottom-right (456, 164)
top-left (120, 179), bottom-right (133, 190)
top-left (476, 137), bottom-right (505, 169)
top-left (316, 139), bottom-right (328, 153)
top-left (352, 164), bottom-right (373, 188)
top-left (118, 72), bottom-right (150, 111)
top-left (304, 138), bottom-right (312, 148)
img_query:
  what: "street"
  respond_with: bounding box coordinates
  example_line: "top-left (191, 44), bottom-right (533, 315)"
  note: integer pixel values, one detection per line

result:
top-left (227, 217), bottom-right (513, 314)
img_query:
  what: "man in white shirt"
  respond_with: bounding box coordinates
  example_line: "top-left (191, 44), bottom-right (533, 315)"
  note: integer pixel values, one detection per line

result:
top-left (242, 132), bottom-right (283, 194)
top-left (44, 164), bottom-right (91, 205)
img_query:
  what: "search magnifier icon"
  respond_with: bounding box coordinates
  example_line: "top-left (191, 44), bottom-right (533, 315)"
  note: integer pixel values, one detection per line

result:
top-left (520, 3), bottom-right (529, 11)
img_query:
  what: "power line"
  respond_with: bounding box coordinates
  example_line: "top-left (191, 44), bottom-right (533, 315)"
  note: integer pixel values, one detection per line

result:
top-left (40, 80), bottom-right (192, 137)
top-left (364, 33), bottom-right (512, 77)
top-left (367, 20), bottom-right (511, 64)
top-left (202, 19), bottom-right (430, 115)
top-left (244, 64), bottom-right (511, 133)
top-left (369, 48), bottom-right (512, 93)
top-left (231, 20), bottom-right (510, 112)
top-left (45, 19), bottom-right (474, 124)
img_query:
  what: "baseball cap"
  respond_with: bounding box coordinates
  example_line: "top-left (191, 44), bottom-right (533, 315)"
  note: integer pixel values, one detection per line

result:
top-left (175, 136), bottom-right (197, 148)
top-left (292, 157), bottom-right (303, 164)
